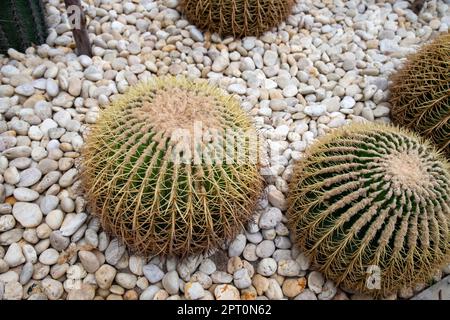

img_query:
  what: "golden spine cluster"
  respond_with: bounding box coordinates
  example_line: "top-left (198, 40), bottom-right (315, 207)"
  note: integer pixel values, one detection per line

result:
top-left (287, 123), bottom-right (450, 297)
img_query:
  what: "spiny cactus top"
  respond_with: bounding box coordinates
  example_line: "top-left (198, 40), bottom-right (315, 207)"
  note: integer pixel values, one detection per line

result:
top-left (0, 0), bottom-right (48, 54)
top-left (287, 123), bottom-right (450, 297)
top-left (81, 77), bottom-right (264, 257)
top-left (390, 32), bottom-right (450, 157)
top-left (180, 0), bottom-right (296, 38)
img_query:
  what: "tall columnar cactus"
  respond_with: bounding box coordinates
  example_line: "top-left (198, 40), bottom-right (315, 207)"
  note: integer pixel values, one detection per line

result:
top-left (287, 124), bottom-right (450, 297)
top-left (0, 0), bottom-right (48, 54)
top-left (389, 32), bottom-right (450, 157)
top-left (81, 77), bottom-right (264, 257)
top-left (180, 0), bottom-right (296, 38)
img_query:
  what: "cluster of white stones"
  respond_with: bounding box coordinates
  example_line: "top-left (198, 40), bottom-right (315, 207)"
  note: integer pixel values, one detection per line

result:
top-left (0, 0), bottom-right (449, 300)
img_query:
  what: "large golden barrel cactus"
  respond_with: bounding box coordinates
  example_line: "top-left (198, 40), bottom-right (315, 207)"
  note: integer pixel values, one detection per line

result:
top-left (287, 123), bottom-right (450, 297)
top-left (81, 77), bottom-right (264, 257)
top-left (180, 0), bottom-right (296, 38)
top-left (389, 32), bottom-right (450, 157)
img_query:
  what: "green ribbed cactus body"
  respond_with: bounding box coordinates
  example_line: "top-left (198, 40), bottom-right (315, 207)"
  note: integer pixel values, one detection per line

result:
top-left (288, 124), bottom-right (450, 297)
top-left (180, 0), bottom-right (295, 38)
top-left (390, 32), bottom-right (450, 157)
top-left (82, 77), bottom-right (264, 257)
top-left (0, 0), bottom-right (48, 54)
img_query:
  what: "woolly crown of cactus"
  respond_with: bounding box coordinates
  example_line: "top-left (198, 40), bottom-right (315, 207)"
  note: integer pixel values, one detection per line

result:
top-left (390, 32), bottom-right (450, 157)
top-left (287, 123), bottom-right (450, 297)
top-left (81, 77), bottom-right (264, 257)
top-left (180, 0), bottom-right (295, 38)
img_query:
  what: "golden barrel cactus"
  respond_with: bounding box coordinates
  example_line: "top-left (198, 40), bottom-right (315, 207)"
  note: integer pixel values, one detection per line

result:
top-left (287, 123), bottom-right (450, 297)
top-left (389, 32), bottom-right (450, 157)
top-left (180, 0), bottom-right (296, 38)
top-left (81, 77), bottom-right (264, 257)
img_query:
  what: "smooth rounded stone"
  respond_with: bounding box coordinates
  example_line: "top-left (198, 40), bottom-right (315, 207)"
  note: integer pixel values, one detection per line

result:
top-left (143, 264), bottom-right (164, 283)
top-left (40, 195), bottom-right (59, 215)
top-left (39, 248), bottom-right (59, 265)
top-left (0, 228), bottom-right (23, 246)
top-left (35, 171), bottom-right (61, 193)
top-left (60, 197), bottom-right (75, 213)
top-left (341, 96), bottom-right (356, 109)
top-left (115, 273), bottom-right (137, 289)
top-left (32, 262), bottom-right (50, 280)
top-left (49, 231), bottom-right (70, 251)
top-left (277, 259), bottom-right (300, 277)
top-left (46, 79), bottom-right (59, 97)
top-left (257, 258), bottom-right (277, 276)
top-left (4, 243), bottom-right (25, 267)
top-left (41, 278), bottom-right (64, 300)
top-left (15, 83), bottom-right (35, 96)
top-left (307, 271), bottom-right (325, 294)
top-left (59, 168), bottom-right (77, 188)
top-left (0, 203), bottom-right (12, 214)
top-left (95, 264), bottom-right (116, 289)
top-left (50, 263), bottom-right (68, 280)
top-left (266, 278), bottom-right (283, 300)
top-left (282, 277), bottom-right (307, 298)
top-left (211, 55), bottom-right (229, 72)
top-left (294, 288), bottom-right (318, 300)
top-left (318, 280), bottom-right (337, 300)
top-left (84, 229), bottom-right (98, 247)
top-left (19, 262), bottom-right (33, 284)
top-left (0, 215), bottom-right (15, 232)
top-left (45, 210), bottom-right (64, 230)
top-left (228, 83), bottom-right (247, 94)
top-left (104, 238), bottom-right (125, 265)
top-left (373, 105), bottom-right (390, 117)
top-left (274, 236), bottom-right (291, 249)
top-left (58, 158), bottom-right (74, 172)
top-left (214, 284), bottom-right (240, 300)
top-left (1, 65), bottom-right (20, 77)
top-left (243, 243), bottom-right (258, 261)
top-left (0, 259), bottom-right (8, 273)
top-left (304, 104), bottom-right (327, 117)
top-left (211, 271), bottom-right (233, 284)
top-left (3, 281), bottom-right (23, 300)
top-left (199, 259), bottom-right (216, 275)
top-left (36, 223), bottom-right (52, 239)
top-left (282, 85), bottom-right (298, 98)
top-left (67, 284), bottom-right (96, 300)
top-left (2, 146), bottom-right (32, 159)
top-left (78, 250), bottom-right (100, 273)
top-left (296, 252), bottom-right (311, 271)
top-left (0, 136), bottom-right (17, 152)
top-left (233, 268), bottom-right (252, 289)
top-left (139, 285), bottom-right (160, 300)
top-left (184, 282), bottom-right (205, 300)
top-left (22, 244), bottom-right (37, 263)
top-left (228, 234), bottom-right (246, 257)
top-left (267, 188), bottom-right (289, 210)
top-left (246, 231), bottom-right (263, 244)
top-left (256, 240), bottom-right (276, 258)
top-left (12, 202), bottom-right (43, 228)
top-left (84, 66), bottom-right (103, 82)
top-left (269, 99), bottom-right (287, 111)
top-left (4, 167), bottom-right (20, 184)
top-left (13, 187), bottom-right (39, 201)
top-left (263, 50), bottom-right (278, 66)
top-left (272, 249), bottom-right (291, 262)
top-left (22, 229), bottom-right (38, 244)
top-left (128, 255), bottom-right (144, 276)
top-left (259, 208), bottom-right (282, 230)
top-left (59, 212), bottom-right (88, 237)
top-left (53, 110), bottom-right (71, 127)
top-left (162, 271), bottom-right (180, 295)
top-left (0, 270), bottom-right (19, 283)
